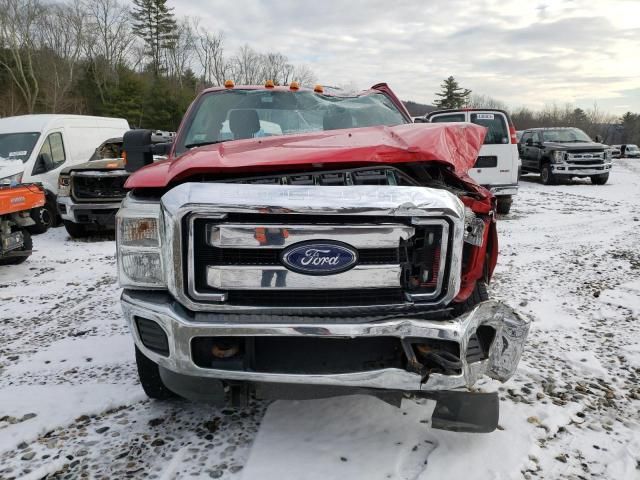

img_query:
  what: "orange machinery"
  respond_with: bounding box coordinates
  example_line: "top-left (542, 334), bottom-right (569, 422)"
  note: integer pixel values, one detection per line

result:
top-left (0, 183), bottom-right (45, 265)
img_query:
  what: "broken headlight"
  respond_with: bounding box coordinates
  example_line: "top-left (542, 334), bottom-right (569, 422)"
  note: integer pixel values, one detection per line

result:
top-left (116, 197), bottom-right (165, 288)
top-left (58, 175), bottom-right (70, 196)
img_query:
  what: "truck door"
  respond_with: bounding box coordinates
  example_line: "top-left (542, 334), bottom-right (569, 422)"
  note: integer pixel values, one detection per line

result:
top-left (28, 131), bottom-right (66, 194)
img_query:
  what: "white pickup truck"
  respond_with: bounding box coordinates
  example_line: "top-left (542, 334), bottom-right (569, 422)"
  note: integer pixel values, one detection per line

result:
top-left (419, 109), bottom-right (520, 214)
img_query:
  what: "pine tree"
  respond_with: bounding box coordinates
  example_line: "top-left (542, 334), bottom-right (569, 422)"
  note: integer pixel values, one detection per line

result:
top-left (433, 76), bottom-right (472, 109)
top-left (131, 0), bottom-right (178, 76)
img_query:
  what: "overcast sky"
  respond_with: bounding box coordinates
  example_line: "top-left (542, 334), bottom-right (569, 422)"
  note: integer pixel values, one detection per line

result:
top-left (171, 0), bottom-right (640, 115)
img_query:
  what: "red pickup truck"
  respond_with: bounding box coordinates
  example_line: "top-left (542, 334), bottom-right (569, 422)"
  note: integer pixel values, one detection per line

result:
top-left (117, 82), bottom-right (529, 432)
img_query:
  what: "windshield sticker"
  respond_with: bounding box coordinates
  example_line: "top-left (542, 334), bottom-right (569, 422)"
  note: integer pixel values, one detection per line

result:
top-left (8, 151), bottom-right (27, 157)
top-left (476, 113), bottom-right (495, 120)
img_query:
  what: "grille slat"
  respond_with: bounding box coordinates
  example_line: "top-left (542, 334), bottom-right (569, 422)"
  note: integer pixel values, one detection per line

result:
top-left (72, 174), bottom-right (127, 201)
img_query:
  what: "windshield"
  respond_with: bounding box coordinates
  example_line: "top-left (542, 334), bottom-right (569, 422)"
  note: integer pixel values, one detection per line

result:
top-left (542, 128), bottom-right (592, 143)
top-left (90, 140), bottom-right (123, 161)
top-left (0, 132), bottom-right (40, 162)
top-left (177, 89), bottom-right (408, 155)
top-left (626, 144), bottom-right (639, 151)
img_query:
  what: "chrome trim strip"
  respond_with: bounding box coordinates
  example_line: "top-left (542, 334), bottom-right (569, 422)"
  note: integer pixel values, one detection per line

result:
top-left (206, 224), bottom-right (415, 249)
top-left (71, 170), bottom-right (128, 177)
top-left (206, 264), bottom-right (402, 290)
top-left (121, 292), bottom-right (530, 391)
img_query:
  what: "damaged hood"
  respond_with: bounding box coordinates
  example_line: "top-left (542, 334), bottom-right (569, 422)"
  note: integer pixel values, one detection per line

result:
top-left (60, 158), bottom-right (125, 176)
top-left (126, 123), bottom-right (486, 189)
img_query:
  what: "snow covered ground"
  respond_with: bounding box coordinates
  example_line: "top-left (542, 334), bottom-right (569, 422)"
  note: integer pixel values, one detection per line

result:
top-left (1, 159), bottom-right (639, 480)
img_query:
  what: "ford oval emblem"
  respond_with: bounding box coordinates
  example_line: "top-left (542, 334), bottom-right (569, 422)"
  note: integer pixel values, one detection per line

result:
top-left (280, 241), bottom-right (358, 275)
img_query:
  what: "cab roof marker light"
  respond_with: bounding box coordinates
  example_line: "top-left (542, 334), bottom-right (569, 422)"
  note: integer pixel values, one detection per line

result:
top-left (224, 80), bottom-right (234, 89)
top-left (265, 79), bottom-right (275, 89)
top-left (314, 84), bottom-right (324, 93)
top-left (289, 81), bottom-right (300, 91)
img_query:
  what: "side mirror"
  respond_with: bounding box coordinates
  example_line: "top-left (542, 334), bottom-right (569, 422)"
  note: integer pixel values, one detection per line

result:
top-left (33, 152), bottom-right (54, 174)
top-left (123, 129), bottom-right (154, 173)
top-left (595, 135), bottom-right (602, 143)
top-left (525, 138), bottom-right (534, 146)
top-left (151, 142), bottom-right (173, 156)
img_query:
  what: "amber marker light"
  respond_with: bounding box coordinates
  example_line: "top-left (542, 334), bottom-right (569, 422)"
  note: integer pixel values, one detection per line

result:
top-left (265, 79), bottom-right (275, 88)
top-left (314, 84), bottom-right (324, 93)
top-left (224, 79), bottom-right (234, 88)
top-left (289, 81), bottom-right (300, 91)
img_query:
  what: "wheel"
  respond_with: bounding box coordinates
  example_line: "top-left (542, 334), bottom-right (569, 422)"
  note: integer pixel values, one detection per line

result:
top-left (590, 173), bottom-right (609, 185)
top-left (63, 220), bottom-right (91, 238)
top-left (135, 346), bottom-right (177, 400)
top-left (452, 281), bottom-right (489, 317)
top-left (540, 164), bottom-right (555, 185)
top-left (0, 229), bottom-right (32, 265)
top-left (27, 202), bottom-right (55, 234)
top-left (496, 196), bottom-right (512, 215)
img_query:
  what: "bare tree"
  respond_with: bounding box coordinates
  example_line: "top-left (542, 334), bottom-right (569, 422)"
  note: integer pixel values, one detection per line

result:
top-left (165, 18), bottom-right (195, 86)
top-left (468, 93), bottom-right (508, 110)
top-left (0, 0), bottom-right (44, 113)
top-left (291, 64), bottom-right (316, 87)
top-left (230, 44), bottom-right (262, 85)
top-left (194, 24), bottom-right (228, 86)
top-left (38, 0), bottom-right (88, 111)
top-left (84, 0), bottom-right (136, 101)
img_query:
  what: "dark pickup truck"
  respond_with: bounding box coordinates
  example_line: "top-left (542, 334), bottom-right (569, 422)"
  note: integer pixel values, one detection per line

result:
top-left (518, 127), bottom-right (612, 185)
top-left (56, 132), bottom-right (174, 237)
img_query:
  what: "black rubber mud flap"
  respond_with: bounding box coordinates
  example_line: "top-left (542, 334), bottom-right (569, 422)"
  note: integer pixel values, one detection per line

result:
top-left (159, 366), bottom-right (225, 405)
top-left (430, 391), bottom-right (499, 433)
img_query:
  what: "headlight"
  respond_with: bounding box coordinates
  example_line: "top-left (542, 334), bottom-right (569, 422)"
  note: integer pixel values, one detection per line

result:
top-left (0, 172), bottom-right (23, 186)
top-left (58, 175), bottom-right (70, 196)
top-left (552, 151), bottom-right (565, 164)
top-left (116, 197), bottom-right (165, 288)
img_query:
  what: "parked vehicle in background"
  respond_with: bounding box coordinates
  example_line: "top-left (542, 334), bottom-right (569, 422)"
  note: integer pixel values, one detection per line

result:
top-left (424, 109), bottom-right (519, 215)
top-left (518, 127), bottom-right (611, 185)
top-left (57, 131), bottom-right (174, 238)
top-left (0, 115), bottom-right (129, 234)
top-left (610, 145), bottom-right (622, 159)
top-left (116, 82), bottom-right (530, 433)
top-left (620, 144), bottom-right (640, 158)
top-left (0, 183), bottom-right (45, 265)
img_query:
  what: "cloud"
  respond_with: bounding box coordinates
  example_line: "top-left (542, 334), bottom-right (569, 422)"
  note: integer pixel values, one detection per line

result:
top-left (159, 0), bottom-right (640, 114)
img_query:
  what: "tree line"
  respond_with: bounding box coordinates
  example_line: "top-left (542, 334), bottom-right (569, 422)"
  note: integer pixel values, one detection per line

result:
top-left (0, 0), bottom-right (316, 130)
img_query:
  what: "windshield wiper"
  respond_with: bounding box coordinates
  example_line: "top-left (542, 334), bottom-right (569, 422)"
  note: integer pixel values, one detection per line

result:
top-left (185, 139), bottom-right (230, 149)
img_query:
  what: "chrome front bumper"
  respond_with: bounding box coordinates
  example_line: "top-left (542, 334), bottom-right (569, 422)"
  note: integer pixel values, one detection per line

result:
top-left (488, 184), bottom-right (518, 196)
top-left (57, 195), bottom-right (121, 223)
top-left (122, 290), bottom-right (530, 392)
top-left (551, 162), bottom-right (612, 176)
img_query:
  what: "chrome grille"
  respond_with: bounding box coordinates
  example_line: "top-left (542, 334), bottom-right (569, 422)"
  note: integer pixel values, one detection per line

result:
top-left (72, 171), bottom-right (128, 201)
top-left (188, 215), bottom-right (448, 308)
top-left (565, 150), bottom-right (606, 166)
top-left (159, 183), bottom-right (465, 314)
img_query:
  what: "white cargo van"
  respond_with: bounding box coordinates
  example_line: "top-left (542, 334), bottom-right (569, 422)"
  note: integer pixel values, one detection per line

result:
top-left (0, 115), bottom-right (129, 232)
top-left (424, 109), bottom-right (519, 214)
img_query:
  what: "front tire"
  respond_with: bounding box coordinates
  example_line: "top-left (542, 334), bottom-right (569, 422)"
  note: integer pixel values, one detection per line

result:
top-left (590, 173), bottom-right (609, 185)
top-left (28, 202), bottom-right (55, 234)
top-left (63, 220), bottom-right (90, 238)
top-left (0, 229), bottom-right (32, 265)
top-left (452, 281), bottom-right (489, 317)
top-left (135, 346), bottom-right (177, 400)
top-left (496, 196), bottom-right (512, 215)
top-left (540, 164), bottom-right (555, 185)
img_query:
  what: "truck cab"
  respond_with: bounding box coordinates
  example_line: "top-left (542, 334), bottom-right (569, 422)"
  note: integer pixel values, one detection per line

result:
top-left (423, 109), bottom-right (520, 214)
top-left (0, 115), bottom-right (129, 233)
